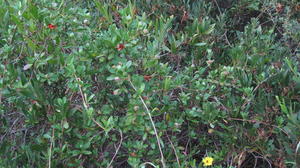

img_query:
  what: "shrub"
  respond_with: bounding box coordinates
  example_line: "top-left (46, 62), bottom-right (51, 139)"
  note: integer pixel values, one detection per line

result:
top-left (0, 0), bottom-right (299, 167)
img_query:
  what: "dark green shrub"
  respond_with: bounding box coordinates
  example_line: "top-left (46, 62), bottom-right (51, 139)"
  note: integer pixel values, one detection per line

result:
top-left (0, 0), bottom-right (299, 167)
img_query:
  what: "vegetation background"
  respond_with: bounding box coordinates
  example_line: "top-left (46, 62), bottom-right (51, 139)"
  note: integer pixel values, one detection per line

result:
top-left (0, 0), bottom-right (300, 167)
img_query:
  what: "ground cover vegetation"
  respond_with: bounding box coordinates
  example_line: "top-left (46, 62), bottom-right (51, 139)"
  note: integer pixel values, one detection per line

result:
top-left (0, 0), bottom-right (300, 167)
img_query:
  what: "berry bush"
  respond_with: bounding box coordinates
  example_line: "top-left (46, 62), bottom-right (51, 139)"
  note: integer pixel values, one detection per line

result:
top-left (0, 0), bottom-right (300, 167)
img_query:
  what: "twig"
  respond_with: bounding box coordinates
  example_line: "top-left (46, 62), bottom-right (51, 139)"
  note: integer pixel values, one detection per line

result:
top-left (212, 0), bottom-right (222, 15)
top-left (142, 162), bottom-right (157, 168)
top-left (241, 73), bottom-right (279, 110)
top-left (92, 118), bottom-right (106, 130)
top-left (224, 30), bottom-right (232, 47)
top-left (218, 30), bottom-right (232, 47)
top-left (166, 133), bottom-right (180, 167)
top-left (23, 128), bottom-right (28, 144)
top-left (0, 89), bottom-right (2, 105)
top-left (261, 8), bottom-right (284, 36)
top-left (75, 76), bottom-right (106, 130)
top-left (128, 80), bottom-right (166, 168)
top-left (251, 152), bottom-right (272, 168)
top-left (107, 130), bottom-right (123, 168)
top-left (184, 137), bottom-right (190, 156)
top-left (227, 117), bottom-right (289, 137)
top-left (75, 76), bottom-right (124, 167)
top-left (57, 0), bottom-right (65, 11)
top-left (75, 75), bottom-right (88, 109)
top-left (48, 128), bottom-right (55, 168)
top-left (292, 42), bottom-right (300, 56)
top-left (212, 96), bottom-right (229, 112)
top-left (0, 118), bottom-right (19, 143)
top-left (76, 77), bottom-right (106, 130)
top-left (253, 153), bottom-right (258, 168)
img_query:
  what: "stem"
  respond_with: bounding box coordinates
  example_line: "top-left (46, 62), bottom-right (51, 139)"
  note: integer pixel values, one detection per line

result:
top-left (107, 130), bottom-right (123, 168)
top-left (228, 117), bottom-right (289, 137)
top-left (212, 0), bottom-right (222, 15)
top-left (128, 80), bottom-right (166, 168)
top-left (166, 133), bottom-right (180, 167)
top-left (48, 128), bottom-right (55, 168)
top-left (76, 76), bottom-right (123, 167)
top-left (75, 75), bottom-right (88, 109)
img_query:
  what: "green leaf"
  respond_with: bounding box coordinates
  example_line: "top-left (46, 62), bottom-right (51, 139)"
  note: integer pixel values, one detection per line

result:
top-left (63, 121), bottom-right (69, 129)
top-left (86, 107), bottom-right (94, 119)
top-left (82, 150), bottom-right (92, 155)
top-left (29, 4), bottom-right (39, 19)
top-left (43, 134), bottom-right (52, 139)
top-left (194, 42), bottom-right (207, 47)
top-left (163, 77), bottom-right (171, 91)
top-left (23, 64), bottom-right (32, 71)
top-left (296, 141), bottom-right (300, 154)
top-left (126, 60), bottom-right (132, 68)
top-left (107, 76), bottom-right (116, 81)
top-left (204, 24), bottom-right (215, 35)
top-left (138, 83), bottom-right (145, 94)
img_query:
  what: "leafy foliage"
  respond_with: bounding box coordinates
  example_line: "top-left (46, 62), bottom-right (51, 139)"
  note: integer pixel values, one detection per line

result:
top-left (0, 0), bottom-right (299, 167)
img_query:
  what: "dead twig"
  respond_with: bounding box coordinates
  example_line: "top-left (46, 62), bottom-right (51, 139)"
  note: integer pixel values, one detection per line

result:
top-left (76, 76), bottom-right (123, 167)
top-left (0, 118), bottom-right (20, 143)
top-left (107, 130), bottom-right (123, 168)
top-left (142, 162), bottom-right (157, 168)
top-left (129, 79), bottom-right (166, 168)
top-left (48, 128), bottom-right (55, 168)
top-left (223, 30), bottom-right (232, 47)
top-left (250, 152), bottom-right (273, 168)
top-left (92, 118), bottom-right (106, 130)
top-left (166, 133), bottom-right (180, 167)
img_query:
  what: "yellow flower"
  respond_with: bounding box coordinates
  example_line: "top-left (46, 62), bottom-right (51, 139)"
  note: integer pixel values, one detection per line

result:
top-left (202, 156), bottom-right (213, 166)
